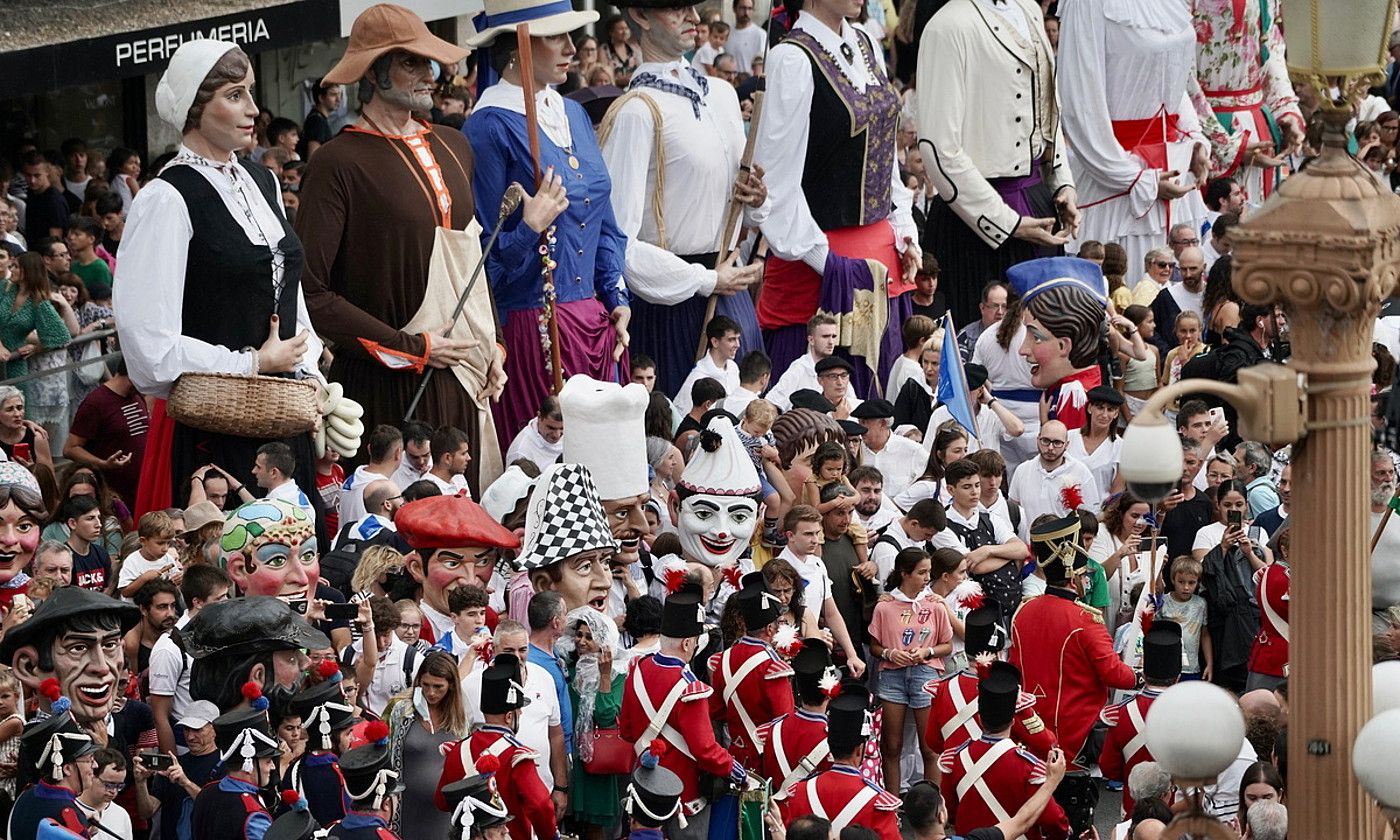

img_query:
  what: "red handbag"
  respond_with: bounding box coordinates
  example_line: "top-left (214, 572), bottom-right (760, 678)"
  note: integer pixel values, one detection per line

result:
top-left (583, 728), bottom-right (637, 775)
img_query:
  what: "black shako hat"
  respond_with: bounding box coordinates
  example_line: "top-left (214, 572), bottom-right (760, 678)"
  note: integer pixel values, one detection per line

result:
top-left (626, 745), bottom-right (685, 828)
top-left (963, 602), bottom-right (1006, 659)
top-left (977, 661), bottom-right (1021, 731)
top-left (20, 710), bottom-right (97, 781)
top-left (1142, 620), bottom-right (1184, 684)
top-left (291, 678), bottom-right (361, 750)
top-left (660, 583), bottom-right (706, 638)
top-left (791, 638), bottom-right (838, 702)
top-left (339, 740), bottom-right (404, 804)
top-left (827, 683), bottom-right (873, 754)
top-left (734, 571), bottom-right (781, 630)
top-left (0, 586), bottom-right (139, 663)
top-left (480, 653), bottom-right (532, 715)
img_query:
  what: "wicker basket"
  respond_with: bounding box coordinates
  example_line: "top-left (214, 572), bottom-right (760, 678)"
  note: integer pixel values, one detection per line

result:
top-left (167, 372), bottom-right (320, 439)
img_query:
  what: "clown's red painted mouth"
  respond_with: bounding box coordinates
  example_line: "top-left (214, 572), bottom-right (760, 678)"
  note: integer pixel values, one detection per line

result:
top-left (700, 536), bottom-right (735, 555)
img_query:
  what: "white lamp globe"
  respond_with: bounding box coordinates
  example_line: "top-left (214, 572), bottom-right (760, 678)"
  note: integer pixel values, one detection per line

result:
top-left (1375, 661), bottom-right (1400, 714)
top-left (1354, 708), bottom-right (1400, 809)
top-left (1145, 682), bottom-right (1245, 782)
top-left (1119, 415), bottom-right (1184, 503)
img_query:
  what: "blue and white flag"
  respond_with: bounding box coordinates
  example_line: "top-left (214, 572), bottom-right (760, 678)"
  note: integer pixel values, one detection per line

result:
top-left (936, 312), bottom-right (978, 440)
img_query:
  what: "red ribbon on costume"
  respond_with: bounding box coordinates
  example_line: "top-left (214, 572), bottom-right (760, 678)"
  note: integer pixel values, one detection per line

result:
top-left (1110, 111), bottom-right (1182, 171)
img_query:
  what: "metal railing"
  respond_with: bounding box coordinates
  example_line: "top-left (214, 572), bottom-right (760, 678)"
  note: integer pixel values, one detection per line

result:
top-left (0, 328), bottom-right (124, 421)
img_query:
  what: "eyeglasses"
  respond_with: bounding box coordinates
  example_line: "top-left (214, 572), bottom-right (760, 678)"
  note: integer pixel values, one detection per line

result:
top-left (1169, 238), bottom-right (1199, 246)
top-left (819, 371), bottom-right (850, 380)
top-left (101, 781), bottom-right (126, 793)
top-left (397, 623), bottom-right (420, 631)
top-left (1038, 438), bottom-right (1067, 447)
top-left (1152, 260), bottom-right (1176, 269)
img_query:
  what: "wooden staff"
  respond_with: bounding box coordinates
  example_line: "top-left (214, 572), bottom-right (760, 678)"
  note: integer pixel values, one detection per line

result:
top-left (695, 91), bottom-right (766, 362)
top-left (516, 22), bottom-right (565, 394)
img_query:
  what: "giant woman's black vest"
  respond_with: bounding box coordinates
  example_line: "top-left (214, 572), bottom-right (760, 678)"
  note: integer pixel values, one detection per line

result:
top-left (783, 28), bottom-right (900, 232)
top-left (158, 159), bottom-right (302, 349)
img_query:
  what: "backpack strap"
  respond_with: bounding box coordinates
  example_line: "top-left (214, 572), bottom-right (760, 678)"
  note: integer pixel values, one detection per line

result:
top-left (403, 645), bottom-right (420, 686)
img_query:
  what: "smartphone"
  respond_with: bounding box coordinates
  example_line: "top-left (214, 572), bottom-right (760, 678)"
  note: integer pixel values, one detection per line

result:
top-left (1209, 407), bottom-right (1226, 424)
top-left (324, 603), bottom-right (359, 621)
top-left (140, 751), bottom-right (173, 772)
top-left (1227, 509), bottom-right (1244, 528)
top-left (12, 443), bottom-right (29, 462)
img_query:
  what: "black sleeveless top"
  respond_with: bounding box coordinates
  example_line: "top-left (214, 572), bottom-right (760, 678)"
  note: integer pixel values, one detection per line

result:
top-left (158, 159), bottom-right (303, 351)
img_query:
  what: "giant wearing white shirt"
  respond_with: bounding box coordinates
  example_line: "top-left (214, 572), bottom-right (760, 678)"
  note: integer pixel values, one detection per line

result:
top-left (600, 7), bottom-right (769, 398)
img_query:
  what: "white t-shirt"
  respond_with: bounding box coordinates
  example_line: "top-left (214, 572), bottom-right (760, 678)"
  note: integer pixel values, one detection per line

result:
top-left (1193, 521), bottom-right (1266, 555)
top-left (1007, 455), bottom-right (1103, 523)
top-left (147, 614), bottom-right (193, 731)
top-left (885, 355), bottom-right (922, 405)
top-left (339, 464), bottom-right (393, 527)
top-left (426, 472), bottom-right (471, 496)
top-left (354, 634), bottom-right (421, 717)
top-left (778, 547), bottom-right (831, 625)
top-left (75, 798), bottom-right (132, 840)
top-left (504, 418), bottom-right (564, 472)
top-left (861, 433), bottom-right (926, 500)
top-left (726, 23), bottom-right (768, 75)
top-left (462, 660), bottom-right (562, 788)
top-left (942, 505), bottom-right (1016, 551)
top-left (691, 43), bottom-right (721, 71)
top-left (1066, 430), bottom-right (1122, 501)
top-left (116, 549), bottom-right (178, 600)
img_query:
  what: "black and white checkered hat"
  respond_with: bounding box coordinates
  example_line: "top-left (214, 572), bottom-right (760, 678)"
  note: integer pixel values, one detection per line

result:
top-left (519, 463), bottom-right (618, 571)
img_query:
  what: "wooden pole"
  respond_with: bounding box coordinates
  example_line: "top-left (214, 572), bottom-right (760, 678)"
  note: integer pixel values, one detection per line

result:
top-left (1371, 487), bottom-right (1399, 552)
top-left (695, 92), bottom-right (766, 362)
top-left (515, 22), bottom-right (565, 394)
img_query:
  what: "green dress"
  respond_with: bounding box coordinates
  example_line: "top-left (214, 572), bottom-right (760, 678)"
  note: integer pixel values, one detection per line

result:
top-left (0, 283), bottom-right (69, 400)
top-left (567, 665), bottom-right (626, 827)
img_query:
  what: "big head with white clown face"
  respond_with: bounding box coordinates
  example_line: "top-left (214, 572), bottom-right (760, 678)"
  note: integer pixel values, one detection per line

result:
top-left (220, 500), bottom-right (319, 605)
top-left (669, 416), bottom-right (762, 568)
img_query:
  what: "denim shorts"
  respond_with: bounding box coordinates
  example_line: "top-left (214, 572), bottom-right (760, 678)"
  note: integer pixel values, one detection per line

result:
top-left (876, 662), bottom-right (940, 709)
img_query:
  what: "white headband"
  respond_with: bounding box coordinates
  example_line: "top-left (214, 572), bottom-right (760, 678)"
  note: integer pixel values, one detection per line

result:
top-left (155, 39), bottom-right (242, 129)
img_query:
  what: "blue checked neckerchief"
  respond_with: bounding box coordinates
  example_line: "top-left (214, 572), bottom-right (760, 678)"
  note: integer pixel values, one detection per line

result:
top-left (629, 65), bottom-right (710, 119)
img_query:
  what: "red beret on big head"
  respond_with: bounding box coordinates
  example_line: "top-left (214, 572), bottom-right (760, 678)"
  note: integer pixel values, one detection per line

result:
top-left (395, 494), bottom-right (520, 551)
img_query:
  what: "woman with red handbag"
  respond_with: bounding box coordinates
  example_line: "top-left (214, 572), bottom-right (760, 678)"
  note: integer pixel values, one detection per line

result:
top-left (559, 606), bottom-right (628, 840)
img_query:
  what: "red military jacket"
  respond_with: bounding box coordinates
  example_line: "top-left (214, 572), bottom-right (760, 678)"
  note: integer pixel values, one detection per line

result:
top-left (922, 670), bottom-right (1058, 760)
top-left (1098, 688), bottom-right (1163, 817)
top-left (782, 765), bottom-right (901, 840)
top-left (939, 736), bottom-right (1071, 840)
top-left (620, 652), bottom-right (744, 811)
top-left (1010, 588), bottom-right (1136, 762)
top-left (756, 709), bottom-right (832, 796)
top-left (707, 637), bottom-right (795, 768)
top-left (1248, 561), bottom-right (1289, 678)
top-left (435, 725), bottom-right (556, 840)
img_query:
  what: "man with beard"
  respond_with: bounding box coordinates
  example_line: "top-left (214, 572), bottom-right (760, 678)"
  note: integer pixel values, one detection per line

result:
top-left (182, 596), bottom-right (329, 711)
top-left (122, 579), bottom-right (178, 678)
top-left (559, 375), bottom-right (653, 615)
top-left (1371, 448), bottom-right (1400, 619)
top-left (848, 465), bottom-right (898, 533)
top-left (298, 4), bottom-right (504, 496)
top-left (515, 464), bottom-right (617, 616)
top-left (597, 0), bottom-right (767, 396)
top-left (193, 701), bottom-right (284, 840)
top-left (394, 494), bottom-right (521, 644)
top-left (435, 655), bottom-right (556, 840)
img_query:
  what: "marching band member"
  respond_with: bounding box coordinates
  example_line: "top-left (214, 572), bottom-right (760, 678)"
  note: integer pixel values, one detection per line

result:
top-left (707, 572), bottom-right (794, 769)
top-left (757, 639), bottom-right (838, 797)
top-left (1099, 620), bottom-right (1183, 817)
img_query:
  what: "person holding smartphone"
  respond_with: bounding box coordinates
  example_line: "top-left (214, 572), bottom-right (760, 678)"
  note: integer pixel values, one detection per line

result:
top-left (1190, 479), bottom-right (1272, 694)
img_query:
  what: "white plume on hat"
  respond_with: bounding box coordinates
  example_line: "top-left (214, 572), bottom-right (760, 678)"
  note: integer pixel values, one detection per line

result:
top-left (156, 39), bottom-right (242, 129)
top-left (560, 375), bottom-right (650, 501)
top-left (677, 415), bottom-right (760, 497)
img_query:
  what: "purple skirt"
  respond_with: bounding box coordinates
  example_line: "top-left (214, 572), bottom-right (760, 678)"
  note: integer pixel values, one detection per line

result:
top-left (494, 299), bottom-right (623, 445)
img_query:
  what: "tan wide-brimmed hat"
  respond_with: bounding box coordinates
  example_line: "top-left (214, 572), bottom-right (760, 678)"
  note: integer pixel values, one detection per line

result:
top-left (182, 500), bottom-right (226, 534)
top-left (465, 0), bottom-right (598, 48)
top-left (323, 3), bottom-right (469, 86)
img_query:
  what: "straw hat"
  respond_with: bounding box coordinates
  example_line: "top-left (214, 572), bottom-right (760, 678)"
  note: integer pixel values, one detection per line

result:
top-left (466, 0), bottom-right (598, 48)
top-left (323, 3), bottom-right (469, 86)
